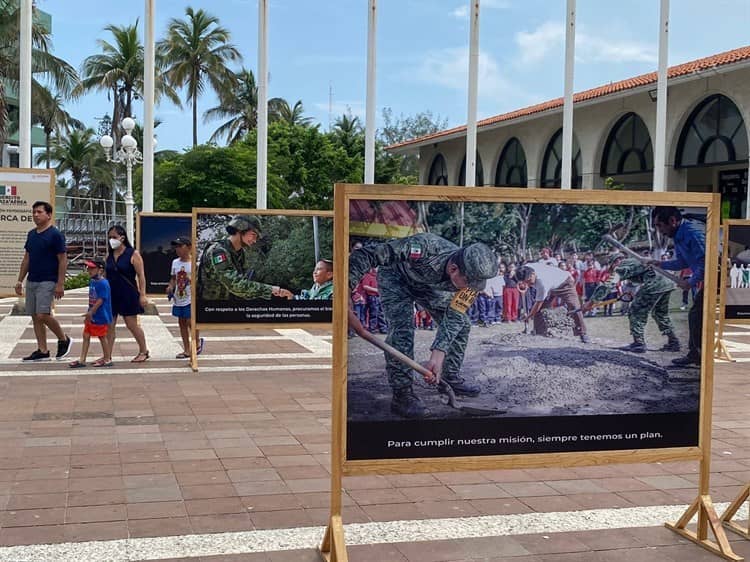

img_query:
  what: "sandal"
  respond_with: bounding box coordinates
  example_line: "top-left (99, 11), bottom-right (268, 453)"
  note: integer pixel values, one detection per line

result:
top-left (68, 360), bottom-right (86, 369)
top-left (131, 351), bottom-right (150, 363)
top-left (93, 358), bottom-right (114, 367)
top-left (175, 352), bottom-right (189, 359)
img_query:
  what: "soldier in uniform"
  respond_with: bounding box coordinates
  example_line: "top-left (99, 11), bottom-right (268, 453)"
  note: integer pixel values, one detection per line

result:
top-left (198, 215), bottom-right (293, 301)
top-left (615, 258), bottom-right (680, 353)
top-left (348, 233), bottom-right (497, 418)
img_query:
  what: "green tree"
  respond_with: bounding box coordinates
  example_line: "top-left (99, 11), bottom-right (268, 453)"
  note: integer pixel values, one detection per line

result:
top-left (77, 21), bottom-right (180, 145)
top-left (203, 67), bottom-right (257, 145)
top-left (32, 85), bottom-right (84, 168)
top-left (269, 98), bottom-right (314, 128)
top-left (35, 128), bottom-right (103, 208)
top-left (158, 7), bottom-right (242, 147)
top-left (0, 0), bottom-right (79, 145)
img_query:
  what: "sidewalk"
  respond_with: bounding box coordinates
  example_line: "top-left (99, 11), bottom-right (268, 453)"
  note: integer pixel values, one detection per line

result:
top-left (0, 293), bottom-right (746, 561)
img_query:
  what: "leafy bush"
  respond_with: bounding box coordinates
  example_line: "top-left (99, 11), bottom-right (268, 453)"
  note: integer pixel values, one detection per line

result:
top-left (64, 272), bottom-right (90, 290)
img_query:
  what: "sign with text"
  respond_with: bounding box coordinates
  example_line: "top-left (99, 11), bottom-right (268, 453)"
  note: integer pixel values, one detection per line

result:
top-left (193, 208), bottom-right (333, 327)
top-left (0, 169), bottom-right (55, 297)
top-left (335, 184), bottom-right (718, 472)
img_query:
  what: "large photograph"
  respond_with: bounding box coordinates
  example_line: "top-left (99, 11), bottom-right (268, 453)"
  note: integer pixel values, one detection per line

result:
top-left (723, 221), bottom-right (750, 320)
top-left (345, 197), bottom-right (709, 461)
top-left (138, 213), bottom-right (192, 295)
top-left (194, 209), bottom-right (333, 325)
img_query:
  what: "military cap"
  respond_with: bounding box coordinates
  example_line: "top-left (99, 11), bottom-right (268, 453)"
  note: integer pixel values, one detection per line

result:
top-left (461, 243), bottom-right (497, 291)
top-left (615, 258), bottom-right (648, 280)
top-left (227, 215), bottom-right (262, 236)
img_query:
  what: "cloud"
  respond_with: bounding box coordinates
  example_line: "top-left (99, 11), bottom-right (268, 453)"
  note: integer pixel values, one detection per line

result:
top-left (515, 21), bottom-right (657, 65)
top-left (451, 0), bottom-right (509, 19)
top-left (409, 46), bottom-right (512, 100)
top-left (312, 101), bottom-right (365, 120)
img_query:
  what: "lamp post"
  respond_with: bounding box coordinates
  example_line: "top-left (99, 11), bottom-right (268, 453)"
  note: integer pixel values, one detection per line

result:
top-left (99, 117), bottom-right (142, 243)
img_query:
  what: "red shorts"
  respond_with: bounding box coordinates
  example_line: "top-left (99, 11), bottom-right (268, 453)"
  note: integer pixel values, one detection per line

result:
top-left (84, 321), bottom-right (108, 337)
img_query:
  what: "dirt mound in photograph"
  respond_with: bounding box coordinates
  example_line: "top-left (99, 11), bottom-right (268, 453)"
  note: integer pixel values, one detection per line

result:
top-left (347, 315), bottom-right (699, 421)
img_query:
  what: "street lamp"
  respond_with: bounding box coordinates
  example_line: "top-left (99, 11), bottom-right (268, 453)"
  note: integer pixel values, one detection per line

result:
top-left (99, 117), bottom-right (142, 243)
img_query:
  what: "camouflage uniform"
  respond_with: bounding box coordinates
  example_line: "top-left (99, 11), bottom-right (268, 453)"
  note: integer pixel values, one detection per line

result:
top-left (198, 238), bottom-right (274, 301)
top-left (615, 258), bottom-right (678, 349)
top-left (349, 233), bottom-right (495, 394)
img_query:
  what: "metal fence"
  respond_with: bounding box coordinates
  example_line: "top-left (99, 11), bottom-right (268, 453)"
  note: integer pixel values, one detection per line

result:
top-left (54, 195), bottom-right (131, 259)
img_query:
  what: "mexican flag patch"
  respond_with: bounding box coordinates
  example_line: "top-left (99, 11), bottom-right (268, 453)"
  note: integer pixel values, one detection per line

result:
top-left (212, 253), bottom-right (228, 265)
top-left (409, 243), bottom-right (422, 260)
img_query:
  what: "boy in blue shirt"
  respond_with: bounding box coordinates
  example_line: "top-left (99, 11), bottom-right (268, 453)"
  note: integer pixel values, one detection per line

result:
top-left (69, 258), bottom-right (114, 368)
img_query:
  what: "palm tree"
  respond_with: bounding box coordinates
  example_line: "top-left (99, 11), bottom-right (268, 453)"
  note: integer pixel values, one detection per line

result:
top-left (32, 86), bottom-right (84, 168)
top-left (0, 1), bottom-right (79, 145)
top-left (77, 22), bottom-right (179, 145)
top-left (332, 112), bottom-right (364, 157)
top-left (35, 128), bottom-right (101, 208)
top-left (158, 7), bottom-right (242, 146)
top-left (269, 98), bottom-right (314, 127)
top-left (203, 67), bottom-right (257, 145)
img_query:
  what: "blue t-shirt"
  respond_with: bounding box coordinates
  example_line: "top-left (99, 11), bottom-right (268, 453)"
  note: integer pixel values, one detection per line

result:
top-left (24, 226), bottom-right (66, 282)
top-left (88, 277), bottom-right (113, 326)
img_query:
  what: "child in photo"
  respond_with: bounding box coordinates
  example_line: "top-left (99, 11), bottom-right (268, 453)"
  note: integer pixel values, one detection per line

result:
top-left (69, 258), bottom-right (113, 368)
top-left (168, 237), bottom-right (203, 358)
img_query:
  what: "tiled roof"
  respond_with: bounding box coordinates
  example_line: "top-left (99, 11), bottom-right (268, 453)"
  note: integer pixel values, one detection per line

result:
top-left (387, 45), bottom-right (750, 151)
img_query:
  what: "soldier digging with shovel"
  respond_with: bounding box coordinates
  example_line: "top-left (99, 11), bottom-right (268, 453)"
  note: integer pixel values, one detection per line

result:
top-left (348, 234), bottom-right (497, 418)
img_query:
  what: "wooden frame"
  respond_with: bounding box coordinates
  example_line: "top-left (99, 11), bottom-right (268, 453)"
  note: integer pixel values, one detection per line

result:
top-left (136, 212), bottom-right (192, 297)
top-left (0, 168), bottom-right (56, 297)
top-left (323, 184), bottom-right (739, 561)
top-left (715, 220), bottom-right (750, 362)
top-left (721, 482), bottom-right (750, 539)
top-left (190, 207), bottom-right (334, 371)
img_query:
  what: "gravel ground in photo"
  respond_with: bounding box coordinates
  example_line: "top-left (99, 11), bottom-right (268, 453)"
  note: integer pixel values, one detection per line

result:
top-left (347, 304), bottom-right (700, 422)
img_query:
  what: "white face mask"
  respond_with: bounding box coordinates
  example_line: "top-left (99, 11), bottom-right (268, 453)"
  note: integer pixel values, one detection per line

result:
top-left (109, 238), bottom-right (122, 250)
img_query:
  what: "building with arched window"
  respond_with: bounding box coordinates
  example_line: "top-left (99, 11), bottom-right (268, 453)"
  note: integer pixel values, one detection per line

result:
top-left (387, 45), bottom-right (750, 218)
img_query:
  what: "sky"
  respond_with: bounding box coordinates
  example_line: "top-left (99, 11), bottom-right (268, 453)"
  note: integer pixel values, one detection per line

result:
top-left (36, 0), bottom-right (750, 152)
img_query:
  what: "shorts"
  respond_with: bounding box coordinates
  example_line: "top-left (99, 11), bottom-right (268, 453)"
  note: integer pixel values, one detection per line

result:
top-left (172, 304), bottom-right (191, 319)
top-left (84, 321), bottom-right (108, 337)
top-left (25, 281), bottom-right (56, 315)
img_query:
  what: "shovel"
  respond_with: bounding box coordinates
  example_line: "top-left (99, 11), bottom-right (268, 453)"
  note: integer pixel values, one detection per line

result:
top-left (351, 313), bottom-right (505, 416)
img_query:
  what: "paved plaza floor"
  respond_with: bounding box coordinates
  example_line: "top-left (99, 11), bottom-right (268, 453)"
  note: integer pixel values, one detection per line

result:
top-left (0, 290), bottom-right (746, 561)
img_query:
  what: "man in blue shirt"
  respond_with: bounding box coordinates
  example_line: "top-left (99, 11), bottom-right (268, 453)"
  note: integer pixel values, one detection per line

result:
top-left (651, 206), bottom-right (705, 367)
top-left (15, 201), bottom-right (72, 361)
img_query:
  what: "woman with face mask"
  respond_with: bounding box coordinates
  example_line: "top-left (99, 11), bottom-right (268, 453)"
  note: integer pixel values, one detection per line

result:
top-left (105, 225), bottom-right (150, 362)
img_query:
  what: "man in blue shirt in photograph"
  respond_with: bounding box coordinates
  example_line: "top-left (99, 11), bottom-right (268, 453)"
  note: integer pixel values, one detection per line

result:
top-left (650, 206), bottom-right (705, 367)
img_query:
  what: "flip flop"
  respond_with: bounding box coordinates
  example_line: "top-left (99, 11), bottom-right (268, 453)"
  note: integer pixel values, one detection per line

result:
top-left (131, 351), bottom-right (150, 363)
top-left (175, 352), bottom-right (189, 359)
top-left (93, 358), bottom-right (114, 367)
top-left (68, 360), bottom-right (86, 369)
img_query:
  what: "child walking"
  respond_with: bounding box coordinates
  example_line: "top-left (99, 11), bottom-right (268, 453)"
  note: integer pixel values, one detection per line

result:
top-left (69, 258), bottom-right (113, 368)
top-left (168, 237), bottom-right (203, 359)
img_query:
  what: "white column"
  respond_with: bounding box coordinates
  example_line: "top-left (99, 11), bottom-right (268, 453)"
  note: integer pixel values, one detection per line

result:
top-left (143, 0), bottom-right (156, 211)
top-left (364, 0), bottom-right (377, 184)
top-left (561, 0), bottom-right (576, 190)
top-left (19, 0), bottom-right (32, 168)
top-left (653, 0), bottom-right (669, 192)
top-left (465, 0), bottom-right (480, 188)
top-left (256, 0), bottom-right (269, 209)
top-left (125, 161), bottom-right (135, 243)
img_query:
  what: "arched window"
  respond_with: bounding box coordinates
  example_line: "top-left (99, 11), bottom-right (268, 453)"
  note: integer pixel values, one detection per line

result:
top-left (540, 129), bottom-right (581, 188)
top-left (427, 154), bottom-right (448, 185)
top-left (600, 113), bottom-right (653, 176)
top-left (458, 153), bottom-right (484, 186)
top-left (495, 138), bottom-right (527, 187)
top-left (676, 94), bottom-right (748, 167)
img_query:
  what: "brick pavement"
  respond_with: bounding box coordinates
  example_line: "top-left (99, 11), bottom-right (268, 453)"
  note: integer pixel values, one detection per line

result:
top-left (0, 293), bottom-right (746, 561)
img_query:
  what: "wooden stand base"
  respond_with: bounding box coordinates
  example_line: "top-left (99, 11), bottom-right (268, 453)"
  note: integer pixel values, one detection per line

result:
top-left (666, 495), bottom-right (743, 561)
top-left (714, 338), bottom-right (735, 362)
top-left (320, 515), bottom-right (347, 562)
top-left (721, 483), bottom-right (750, 540)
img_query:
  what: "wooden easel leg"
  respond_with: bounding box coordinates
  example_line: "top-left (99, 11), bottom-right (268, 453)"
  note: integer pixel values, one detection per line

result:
top-left (714, 339), bottom-right (735, 362)
top-left (721, 483), bottom-right (750, 539)
top-left (666, 495), bottom-right (743, 560)
top-left (320, 515), bottom-right (347, 562)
